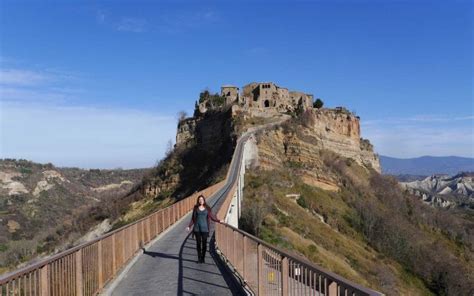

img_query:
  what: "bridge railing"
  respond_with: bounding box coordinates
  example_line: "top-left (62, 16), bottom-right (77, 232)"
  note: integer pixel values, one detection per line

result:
top-left (0, 181), bottom-right (225, 296)
top-left (215, 136), bottom-right (383, 296)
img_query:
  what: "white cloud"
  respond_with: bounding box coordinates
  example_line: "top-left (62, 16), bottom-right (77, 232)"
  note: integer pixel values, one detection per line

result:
top-left (0, 87), bottom-right (71, 104)
top-left (158, 9), bottom-right (219, 33)
top-left (361, 117), bottom-right (474, 158)
top-left (96, 10), bottom-right (106, 24)
top-left (0, 69), bottom-right (52, 86)
top-left (245, 47), bottom-right (268, 56)
top-left (0, 66), bottom-right (82, 105)
top-left (116, 18), bottom-right (147, 33)
top-left (362, 114), bottom-right (474, 126)
top-left (0, 103), bottom-right (177, 169)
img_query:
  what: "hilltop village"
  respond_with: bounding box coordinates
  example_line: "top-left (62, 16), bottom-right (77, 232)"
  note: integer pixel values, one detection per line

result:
top-left (197, 81), bottom-right (315, 116)
top-left (176, 82), bottom-right (381, 175)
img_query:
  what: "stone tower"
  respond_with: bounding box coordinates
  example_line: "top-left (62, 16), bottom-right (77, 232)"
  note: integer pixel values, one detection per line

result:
top-left (221, 85), bottom-right (239, 106)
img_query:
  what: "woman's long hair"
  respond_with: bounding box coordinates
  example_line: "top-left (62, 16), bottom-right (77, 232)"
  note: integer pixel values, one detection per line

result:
top-left (194, 194), bottom-right (211, 210)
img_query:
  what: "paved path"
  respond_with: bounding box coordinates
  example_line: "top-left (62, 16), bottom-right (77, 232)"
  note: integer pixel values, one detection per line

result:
top-left (109, 136), bottom-right (249, 296)
top-left (109, 191), bottom-right (245, 296)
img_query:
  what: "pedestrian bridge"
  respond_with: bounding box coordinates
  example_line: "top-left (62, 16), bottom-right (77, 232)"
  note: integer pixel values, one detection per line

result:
top-left (0, 129), bottom-right (383, 296)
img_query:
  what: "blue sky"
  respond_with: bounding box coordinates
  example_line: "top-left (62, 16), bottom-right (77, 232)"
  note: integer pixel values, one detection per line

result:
top-left (1, 0), bottom-right (472, 168)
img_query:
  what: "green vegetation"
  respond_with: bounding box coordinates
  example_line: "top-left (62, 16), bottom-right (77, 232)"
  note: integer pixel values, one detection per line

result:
top-left (19, 167), bottom-right (32, 175)
top-left (198, 89), bottom-right (226, 109)
top-left (313, 98), bottom-right (324, 109)
top-left (241, 147), bottom-right (473, 295)
top-left (296, 196), bottom-right (308, 209)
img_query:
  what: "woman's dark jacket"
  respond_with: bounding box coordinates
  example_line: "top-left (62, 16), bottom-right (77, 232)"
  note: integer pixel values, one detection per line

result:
top-left (188, 205), bottom-right (220, 232)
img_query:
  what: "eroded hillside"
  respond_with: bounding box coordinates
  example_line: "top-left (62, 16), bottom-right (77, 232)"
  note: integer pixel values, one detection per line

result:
top-left (400, 173), bottom-right (474, 208)
top-left (0, 159), bottom-right (147, 271)
top-left (240, 115), bottom-right (474, 295)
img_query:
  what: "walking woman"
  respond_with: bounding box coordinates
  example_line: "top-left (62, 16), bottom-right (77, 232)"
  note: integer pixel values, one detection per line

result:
top-left (186, 194), bottom-right (221, 263)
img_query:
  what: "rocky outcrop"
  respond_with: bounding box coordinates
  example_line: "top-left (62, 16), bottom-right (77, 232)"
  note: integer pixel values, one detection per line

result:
top-left (175, 86), bottom-right (381, 197)
top-left (255, 108), bottom-right (380, 179)
top-left (401, 173), bottom-right (474, 208)
top-left (176, 111), bottom-right (234, 149)
top-left (176, 118), bottom-right (198, 147)
top-left (144, 110), bottom-right (235, 200)
top-left (310, 108), bottom-right (380, 172)
top-left (178, 104), bottom-right (381, 193)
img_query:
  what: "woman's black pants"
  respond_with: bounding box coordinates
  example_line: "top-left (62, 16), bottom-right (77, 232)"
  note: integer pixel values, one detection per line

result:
top-left (194, 231), bottom-right (209, 260)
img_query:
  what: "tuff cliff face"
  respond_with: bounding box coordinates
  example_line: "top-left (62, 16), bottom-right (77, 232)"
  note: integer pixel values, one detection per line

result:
top-left (309, 108), bottom-right (380, 172)
top-left (141, 110), bottom-right (235, 201)
top-left (178, 106), bottom-right (380, 175)
top-left (188, 82), bottom-right (380, 175)
top-left (250, 108), bottom-right (380, 192)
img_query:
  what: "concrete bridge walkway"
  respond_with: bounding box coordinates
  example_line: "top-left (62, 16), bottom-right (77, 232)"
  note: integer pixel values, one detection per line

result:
top-left (106, 186), bottom-right (245, 296)
top-left (105, 125), bottom-right (279, 296)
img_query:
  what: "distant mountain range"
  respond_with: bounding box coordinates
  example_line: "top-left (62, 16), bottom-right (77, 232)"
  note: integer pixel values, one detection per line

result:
top-left (380, 155), bottom-right (474, 176)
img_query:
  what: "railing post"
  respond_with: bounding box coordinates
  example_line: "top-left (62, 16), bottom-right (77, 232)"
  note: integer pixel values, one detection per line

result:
top-left (242, 235), bottom-right (247, 279)
top-left (328, 281), bottom-right (337, 296)
top-left (98, 240), bottom-right (103, 288)
top-left (163, 210), bottom-right (167, 230)
top-left (281, 256), bottom-right (289, 296)
top-left (111, 234), bottom-right (117, 274)
top-left (161, 210), bottom-right (165, 232)
top-left (258, 244), bottom-right (264, 296)
top-left (233, 230), bottom-right (237, 265)
top-left (40, 264), bottom-right (49, 296)
top-left (75, 251), bottom-right (83, 296)
top-left (147, 217), bottom-right (151, 242)
top-left (167, 208), bottom-right (171, 228)
top-left (134, 223), bottom-right (138, 251)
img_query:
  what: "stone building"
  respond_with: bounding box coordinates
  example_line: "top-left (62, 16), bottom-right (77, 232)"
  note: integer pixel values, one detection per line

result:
top-left (221, 85), bottom-right (239, 106)
top-left (222, 82), bottom-right (313, 114)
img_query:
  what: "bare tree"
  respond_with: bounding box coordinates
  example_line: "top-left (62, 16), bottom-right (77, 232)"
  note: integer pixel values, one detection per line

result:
top-left (177, 111), bottom-right (187, 122)
top-left (165, 139), bottom-right (174, 157)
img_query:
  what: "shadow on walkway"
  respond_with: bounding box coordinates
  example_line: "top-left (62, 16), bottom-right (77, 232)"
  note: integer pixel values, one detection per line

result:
top-left (141, 231), bottom-right (245, 295)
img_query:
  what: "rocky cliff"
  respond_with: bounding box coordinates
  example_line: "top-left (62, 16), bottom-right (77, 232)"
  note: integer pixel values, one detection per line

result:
top-left (181, 106), bottom-right (380, 172)
top-left (309, 108), bottom-right (380, 171)
top-left (136, 109), bottom-right (236, 205)
top-left (248, 108), bottom-right (380, 193)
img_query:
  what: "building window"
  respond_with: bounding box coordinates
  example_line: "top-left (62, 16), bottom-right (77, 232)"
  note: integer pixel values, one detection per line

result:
top-left (264, 100), bottom-right (270, 107)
